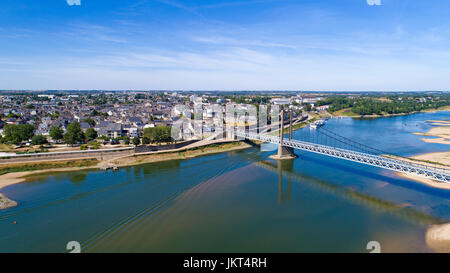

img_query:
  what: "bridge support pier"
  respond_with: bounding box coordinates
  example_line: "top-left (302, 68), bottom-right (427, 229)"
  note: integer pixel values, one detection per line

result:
top-left (270, 109), bottom-right (297, 160)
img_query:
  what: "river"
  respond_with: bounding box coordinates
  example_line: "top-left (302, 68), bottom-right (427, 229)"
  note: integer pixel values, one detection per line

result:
top-left (1, 111), bottom-right (449, 252)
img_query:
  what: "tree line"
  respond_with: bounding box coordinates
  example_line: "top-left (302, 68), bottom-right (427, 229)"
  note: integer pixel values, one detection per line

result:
top-left (0, 122), bottom-right (175, 147)
top-left (316, 95), bottom-right (450, 115)
top-left (0, 122), bottom-right (97, 146)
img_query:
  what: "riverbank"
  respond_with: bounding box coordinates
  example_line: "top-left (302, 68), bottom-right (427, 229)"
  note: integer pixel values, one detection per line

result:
top-left (426, 223), bottom-right (450, 253)
top-left (414, 120), bottom-right (450, 145)
top-left (0, 141), bottom-right (253, 209)
top-left (0, 160), bottom-right (101, 209)
top-left (111, 141), bottom-right (252, 168)
top-left (332, 106), bottom-right (450, 118)
top-left (396, 172), bottom-right (450, 190)
top-left (0, 193), bottom-right (17, 209)
top-left (386, 152), bottom-right (450, 190)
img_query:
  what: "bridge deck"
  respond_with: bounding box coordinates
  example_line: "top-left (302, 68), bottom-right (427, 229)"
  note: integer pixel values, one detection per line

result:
top-left (237, 132), bottom-right (450, 183)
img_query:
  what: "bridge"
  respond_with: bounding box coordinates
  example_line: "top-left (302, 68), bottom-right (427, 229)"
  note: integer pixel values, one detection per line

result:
top-left (234, 109), bottom-right (450, 183)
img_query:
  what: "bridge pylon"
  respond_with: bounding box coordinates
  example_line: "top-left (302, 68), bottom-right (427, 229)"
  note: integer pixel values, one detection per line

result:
top-left (270, 109), bottom-right (297, 160)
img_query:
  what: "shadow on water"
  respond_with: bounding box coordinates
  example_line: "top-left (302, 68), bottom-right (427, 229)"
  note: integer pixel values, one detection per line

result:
top-left (294, 152), bottom-right (450, 200)
top-left (276, 159), bottom-right (293, 204)
top-left (259, 158), bottom-right (443, 227)
top-left (67, 173), bottom-right (88, 185)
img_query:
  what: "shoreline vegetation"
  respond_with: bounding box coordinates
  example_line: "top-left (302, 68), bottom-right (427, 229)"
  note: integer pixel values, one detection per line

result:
top-left (331, 105), bottom-right (450, 118)
top-left (320, 93), bottom-right (450, 117)
top-left (110, 141), bottom-right (251, 168)
top-left (0, 141), bottom-right (253, 208)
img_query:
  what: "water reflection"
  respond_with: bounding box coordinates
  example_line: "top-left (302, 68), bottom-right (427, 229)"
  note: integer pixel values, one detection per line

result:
top-left (261, 159), bottom-right (443, 227)
top-left (277, 159), bottom-right (293, 204)
top-left (68, 173), bottom-right (87, 184)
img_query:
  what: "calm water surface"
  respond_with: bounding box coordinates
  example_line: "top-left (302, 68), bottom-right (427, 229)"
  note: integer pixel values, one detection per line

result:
top-left (1, 111), bottom-right (449, 252)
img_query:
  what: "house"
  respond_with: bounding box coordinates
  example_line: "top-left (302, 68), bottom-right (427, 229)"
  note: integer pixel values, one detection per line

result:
top-left (316, 105), bottom-right (329, 111)
top-left (125, 127), bottom-right (139, 138)
top-left (151, 111), bottom-right (168, 120)
top-left (96, 122), bottom-right (123, 138)
top-left (36, 123), bottom-right (50, 136)
top-left (80, 122), bottom-right (91, 132)
top-left (271, 98), bottom-right (291, 105)
top-left (129, 117), bottom-right (144, 127)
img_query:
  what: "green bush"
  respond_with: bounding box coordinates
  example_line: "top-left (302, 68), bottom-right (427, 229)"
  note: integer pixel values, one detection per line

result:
top-left (31, 135), bottom-right (48, 145)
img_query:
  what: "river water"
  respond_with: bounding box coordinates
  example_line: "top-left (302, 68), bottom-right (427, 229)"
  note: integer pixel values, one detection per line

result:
top-left (0, 111), bottom-right (449, 252)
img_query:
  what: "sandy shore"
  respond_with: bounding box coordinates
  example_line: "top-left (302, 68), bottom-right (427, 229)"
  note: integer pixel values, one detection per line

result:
top-left (414, 119), bottom-right (450, 145)
top-left (111, 142), bottom-right (252, 168)
top-left (0, 193), bottom-right (18, 209)
top-left (0, 165), bottom-right (100, 192)
top-left (410, 151), bottom-right (450, 167)
top-left (420, 138), bottom-right (450, 145)
top-left (0, 141), bottom-right (253, 209)
top-left (396, 172), bottom-right (450, 190)
top-left (385, 152), bottom-right (450, 189)
top-left (426, 223), bottom-right (450, 253)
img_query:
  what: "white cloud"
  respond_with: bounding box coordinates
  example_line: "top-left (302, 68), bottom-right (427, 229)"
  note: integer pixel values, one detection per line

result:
top-left (67, 0), bottom-right (81, 6)
top-left (194, 36), bottom-right (296, 49)
top-left (367, 0), bottom-right (381, 6)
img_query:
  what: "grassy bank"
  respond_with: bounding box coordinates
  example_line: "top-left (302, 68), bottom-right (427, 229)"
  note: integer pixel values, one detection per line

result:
top-left (422, 105), bottom-right (450, 112)
top-left (0, 159), bottom-right (99, 176)
top-left (113, 141), bottom-right (251, 167)
top-left (383, 154), bottom-right (450, 170)
top-left (332, 108), bottom-right (358, 117)
top-left (0, 144), bottom-right (14, 153)
top-left (332, 106), bottom-right (450, 118)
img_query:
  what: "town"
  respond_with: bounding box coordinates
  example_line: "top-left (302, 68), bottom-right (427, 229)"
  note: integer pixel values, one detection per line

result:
top-left (0, 91), bottom-right (449, 154)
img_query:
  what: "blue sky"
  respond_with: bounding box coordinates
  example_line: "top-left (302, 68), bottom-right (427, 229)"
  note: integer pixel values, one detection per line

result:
top-left (1, 0), bottom-right (450, 91)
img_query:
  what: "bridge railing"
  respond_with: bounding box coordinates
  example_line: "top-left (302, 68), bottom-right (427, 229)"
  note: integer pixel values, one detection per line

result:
top-left (237, 131), bottom-right (450, 183)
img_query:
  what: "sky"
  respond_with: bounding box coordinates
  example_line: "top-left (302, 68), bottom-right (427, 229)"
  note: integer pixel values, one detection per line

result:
top-left (1, 0), bottom-right (450, 91)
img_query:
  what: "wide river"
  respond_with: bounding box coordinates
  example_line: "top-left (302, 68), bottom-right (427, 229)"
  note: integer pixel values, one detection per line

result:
top-left (1, 111), bottom-right (449, 253)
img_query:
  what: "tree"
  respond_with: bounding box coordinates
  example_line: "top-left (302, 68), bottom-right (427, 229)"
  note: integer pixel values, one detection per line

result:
top-left (144, 125), bottom-right (172, 144)
top-left (3, 124), bottom-right (34, 144)
top-left (143, 127), bottom-right (156, 143)
top-left (18, 124), bottom-right (35, 142)
top-left (85, 128), bottom-right (98, 141)
top-left (303, 103), bottom-right (312, 112)
top-left (3, 124), bottom-right (21, 144)
top-left (132, 136), bottom-right (141, 146)
top-left (49, 126), bottom-right (64, 141)
top-left (31, 135), bottom-right (48, 145)
top-left (154, 125), bottom-right (172, 143)
top-left (84, 118), bottom-right (96, 127)
top-left (90, 109), bottom-right (99, 117)
top-left (63, 122), bottom-right (85, 145)
top-left (142, 136), bottom-right (150, 145)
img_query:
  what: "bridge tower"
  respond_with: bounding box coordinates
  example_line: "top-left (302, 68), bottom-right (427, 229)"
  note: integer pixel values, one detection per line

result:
top-left (269, 109), bottom-right (297, 160)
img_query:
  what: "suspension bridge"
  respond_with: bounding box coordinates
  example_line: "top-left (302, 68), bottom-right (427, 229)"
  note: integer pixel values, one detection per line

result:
top-left (233, 109), bottom-right (450, 183)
